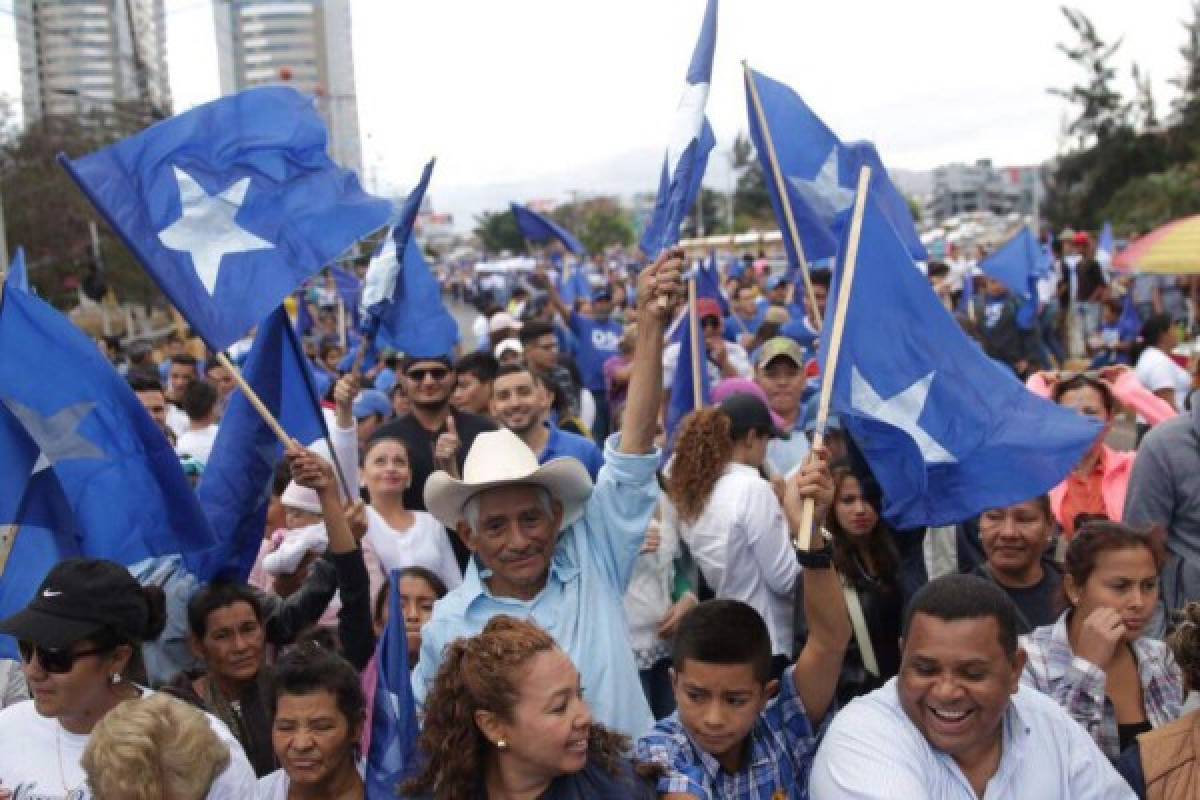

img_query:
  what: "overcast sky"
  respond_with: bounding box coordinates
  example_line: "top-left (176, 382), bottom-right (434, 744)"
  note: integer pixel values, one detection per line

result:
top-left (0, 0), bottom-right (1194, 223)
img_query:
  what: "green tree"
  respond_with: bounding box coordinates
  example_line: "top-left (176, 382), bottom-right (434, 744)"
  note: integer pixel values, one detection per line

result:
top-left (732, 131), bottom-right (772, 228)
top-left (1170, 1), bottom-right (1200, 126)
top-left (680, 187), bottom-right (728, 239)
top-left (562, 196), bottom-right (634, 253)
top-left (1131, 64), bottom-right (1159, 131)
top-left (0, 106), bottom-right (161, 308)
top-left (1049, 7), bottom-right (1130, 148)
top-left (473, 209), bottom-right (526, 256)
top-left (1101, 163), bottom-right (1200, 233)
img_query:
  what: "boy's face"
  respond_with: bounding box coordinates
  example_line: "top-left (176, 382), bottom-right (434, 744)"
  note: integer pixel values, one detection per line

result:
top-left (671, 659), bottom-right (776, 769)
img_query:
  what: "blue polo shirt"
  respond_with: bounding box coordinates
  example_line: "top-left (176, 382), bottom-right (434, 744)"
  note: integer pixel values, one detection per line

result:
top-left (412, 435), bottom-right (661, 738)
top-left (568, 313), bottom-right (622, 392)
top-left (539, 425), bottom-right (603, 480)
top-left (724, 309), bottom-right (765, 342)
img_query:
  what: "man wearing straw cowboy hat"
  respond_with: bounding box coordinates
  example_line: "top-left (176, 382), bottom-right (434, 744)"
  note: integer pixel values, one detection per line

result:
top-left (411, 250), bottom-right (684, 738)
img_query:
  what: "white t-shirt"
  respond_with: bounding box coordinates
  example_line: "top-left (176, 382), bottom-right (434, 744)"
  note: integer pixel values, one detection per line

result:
top-left (256, 769), bottom-right (289, 799)
top-left (0, 692), bottom-right (257, 800)
top-left (364, 507), bottom-right (464, 595)
top-left (166, 404), bottom-right (190, 439)
top-left (175, 423), bottom-right (220, 465)
top-left (1135, 346), bottom-right (1192, 412)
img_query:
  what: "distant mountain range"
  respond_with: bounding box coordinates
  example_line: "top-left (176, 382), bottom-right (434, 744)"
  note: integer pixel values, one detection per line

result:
top-left (428, 146), bottom-right (934, 232)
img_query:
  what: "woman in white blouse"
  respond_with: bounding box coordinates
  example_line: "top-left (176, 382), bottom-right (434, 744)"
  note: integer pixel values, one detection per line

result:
top-left (1134, 314), bottom-right (1193, 412)
top-left (361, 432), bottom-right (463, 602)
top-left (664, 396), bottom-right (799, 679)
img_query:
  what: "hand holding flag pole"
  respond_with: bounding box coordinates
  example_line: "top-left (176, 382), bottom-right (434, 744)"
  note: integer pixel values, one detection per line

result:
top-left (795, 166), bottom-right (872, 549)
top-left (743, 60), bottom-right (822, 331)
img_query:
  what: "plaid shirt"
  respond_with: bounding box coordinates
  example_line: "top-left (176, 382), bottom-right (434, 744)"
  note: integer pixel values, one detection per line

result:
top-left (1020, 611), bottom-right (1183, 760)
top-left (635, 665), bottom-right (824, 800)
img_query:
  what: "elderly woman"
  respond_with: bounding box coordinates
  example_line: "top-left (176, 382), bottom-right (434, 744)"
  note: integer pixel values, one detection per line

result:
top-left (257, 644), bottom-right (367, 800)
top-left (404, 616), bottom-right (658, 799)
top-left (82, 693), bottom-right (231, 800)
top-left (1021, 521), bottom-right (1184, 761)
top-left (0, 559), bottom-right (256, 799)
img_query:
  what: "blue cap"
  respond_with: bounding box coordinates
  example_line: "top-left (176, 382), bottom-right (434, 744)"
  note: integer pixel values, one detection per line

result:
top-left (353, 389), bottom-right (393, 420)
top-left (767, 274), bottom-right (789, 291)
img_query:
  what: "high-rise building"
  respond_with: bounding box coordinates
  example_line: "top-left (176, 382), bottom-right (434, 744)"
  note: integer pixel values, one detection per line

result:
top-left (15, 0), bottom-right (172, 125)
top-left (213, 0), bottom-right (363, 176)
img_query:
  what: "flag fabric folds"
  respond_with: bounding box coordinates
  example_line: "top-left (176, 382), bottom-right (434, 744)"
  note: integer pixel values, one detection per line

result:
top-left (6, 248), bottom-right (28, 292)
top-left (188, 306), bottom-right (329, 582)
top-left (820, 193), bottom-right (1101, 529)
top-left (639, 0), bottom-right (717, 260)
top-left (665, 293), bottom-right (712, 440)
top-left (0, 402), bottom-right (82, 658)
top-left (361, 158), bottom-right (459, 357)
top-left (511, 203), bottom-right (587, 257)
top-left (59, 86), bottom-right (391, 350)
top-left (366, 570), bottom-right (421, 798)
top-left (0, 288), bottom-right (216, 630)
top-left (744, 68), bottom-right (926, 267)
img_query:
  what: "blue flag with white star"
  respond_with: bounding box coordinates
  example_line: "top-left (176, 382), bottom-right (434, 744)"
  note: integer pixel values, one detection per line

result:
top-left (361, 158), bottom-right (459, 358)
top-left (6, 247), bottom-right (28, 293)
top-left (187, 306), bottom-right (330, 582)
top-left (744, 68), bottom-right (926, 267)
top-left (58, 87), bottom-right (391, 350)
top-left (639, 0), bottom-right (717, 260)
top-left (0, 288), bottom-right (215, 641)
top-left (366, 570), bottom-right (421, 798)
top-left (819, 192), bottom-right (1100, 528)
top-left (511, 203), bottom-right (587, 257)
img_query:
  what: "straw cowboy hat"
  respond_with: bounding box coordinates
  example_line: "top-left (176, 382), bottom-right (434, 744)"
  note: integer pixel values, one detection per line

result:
top-left (424, 428), bottom-right (593, 531)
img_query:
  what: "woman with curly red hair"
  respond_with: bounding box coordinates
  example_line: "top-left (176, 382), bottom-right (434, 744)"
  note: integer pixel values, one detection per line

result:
top-left (403, 616), bottom-right (657, 799)
top-left (664, 395), bottom-right (799, 679)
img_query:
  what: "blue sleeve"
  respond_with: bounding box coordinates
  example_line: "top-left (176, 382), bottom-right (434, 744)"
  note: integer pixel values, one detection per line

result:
top-left (582, 434), bottom-right (660, 591)
top-left (723, 317), bottom-right (739, 342)
top-left (567, 312), bottom-right (589, 338)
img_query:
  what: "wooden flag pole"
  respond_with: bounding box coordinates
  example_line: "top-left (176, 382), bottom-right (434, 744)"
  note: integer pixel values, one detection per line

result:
top-left (794, 165), bottom-right (872, 550)
top-left (216, 350), bottom-right (355, 501)
top-left (742, 60), bottom-right (823, 331)
top-left (687, 274), bottom-right (704, 410)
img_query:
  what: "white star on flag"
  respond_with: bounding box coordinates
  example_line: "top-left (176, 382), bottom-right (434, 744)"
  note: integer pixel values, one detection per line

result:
top-left (788, 147), bottom-right (856, 226)
top-left (850, 367), bottom-right (957, 465)
top-left (157, 166), bottom-right (274, 296)
top-left (2, 399), bottom-right (104, 474)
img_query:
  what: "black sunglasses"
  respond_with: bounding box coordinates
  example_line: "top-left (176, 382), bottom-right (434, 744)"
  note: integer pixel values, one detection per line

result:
top-left (406, 367), bottom-right (450, 383)
top-left (18, 641), bottom-right (108, 674)
top-left (701, 316), bottom-right (722, 329)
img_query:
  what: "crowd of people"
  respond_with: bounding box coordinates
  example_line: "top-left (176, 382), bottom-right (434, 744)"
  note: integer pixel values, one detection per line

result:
top-left (2, 233), bottom-right (1200, 800)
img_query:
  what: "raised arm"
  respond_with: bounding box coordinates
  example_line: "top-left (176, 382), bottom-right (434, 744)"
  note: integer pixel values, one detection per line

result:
top-left (619, 250), bottom-right (683, 455)
top-left (783, 449), bottom-right (851, 725)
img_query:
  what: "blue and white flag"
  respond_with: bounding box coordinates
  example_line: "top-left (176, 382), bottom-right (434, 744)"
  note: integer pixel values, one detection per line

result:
top-left (0, 289), bottom-right (216, 653)
top-left (59, 87), bottom-right (391, 350)
top-left (511, 203), bottom-right (587, 257)
top-left (6, 247), bottom-right (28, 293)
top-left (366, 571), bottom-right (421, 798)
top-left (188, 306), bottom-right (329, 582)
top-left (361, 158), bottom-right (459, 358)
top-left (820, 192), bottom-right (1101, 528)
top-left (744, 68), bottom-right (926, 266)
top-left (639, 0), bottom-right (717, 260)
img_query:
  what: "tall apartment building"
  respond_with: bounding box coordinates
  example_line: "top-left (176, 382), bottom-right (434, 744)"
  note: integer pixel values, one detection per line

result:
top-left (213, 0), bottom-right (363, 176)
top-left (15, 0), bottom-right (172, 125)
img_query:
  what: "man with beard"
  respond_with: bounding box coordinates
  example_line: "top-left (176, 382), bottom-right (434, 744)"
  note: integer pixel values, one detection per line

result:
top-left (490, 363), bottom-right (603, 480)
top-left (371, 353), bottom-right (496, 568)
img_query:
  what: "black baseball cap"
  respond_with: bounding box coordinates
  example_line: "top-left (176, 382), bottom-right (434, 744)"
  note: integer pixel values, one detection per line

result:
top-left (0, 559), bottom-right (151, 650)
top-left (718, 393), bottom-right (788, 440)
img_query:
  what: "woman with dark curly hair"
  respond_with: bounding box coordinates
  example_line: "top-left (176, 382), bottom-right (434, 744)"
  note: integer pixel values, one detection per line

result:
top-left (664, 396), bottom-right (798, 679)
top-left (403, 616), bottom-right (657, 799)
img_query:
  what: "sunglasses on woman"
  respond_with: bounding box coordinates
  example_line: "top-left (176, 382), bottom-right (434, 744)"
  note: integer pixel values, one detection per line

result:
top-left (18, 641), bottom-right (108, 674)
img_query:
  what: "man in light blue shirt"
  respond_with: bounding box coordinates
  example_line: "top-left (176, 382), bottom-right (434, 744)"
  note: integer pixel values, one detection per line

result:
top-left (415, 252), bottom-right (682, 738)
top-left (809, 575), bottom-right (1133, 799)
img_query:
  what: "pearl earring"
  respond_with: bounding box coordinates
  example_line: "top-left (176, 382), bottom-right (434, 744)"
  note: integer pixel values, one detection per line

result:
top-left (110, 673), bottom-right (122, 686)
top-left (496, 739), bottom-right (508, 750)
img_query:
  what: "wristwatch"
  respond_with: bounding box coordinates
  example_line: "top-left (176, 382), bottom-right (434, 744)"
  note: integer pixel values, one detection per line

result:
top-left (795, 527), bottom-right (833, 569)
